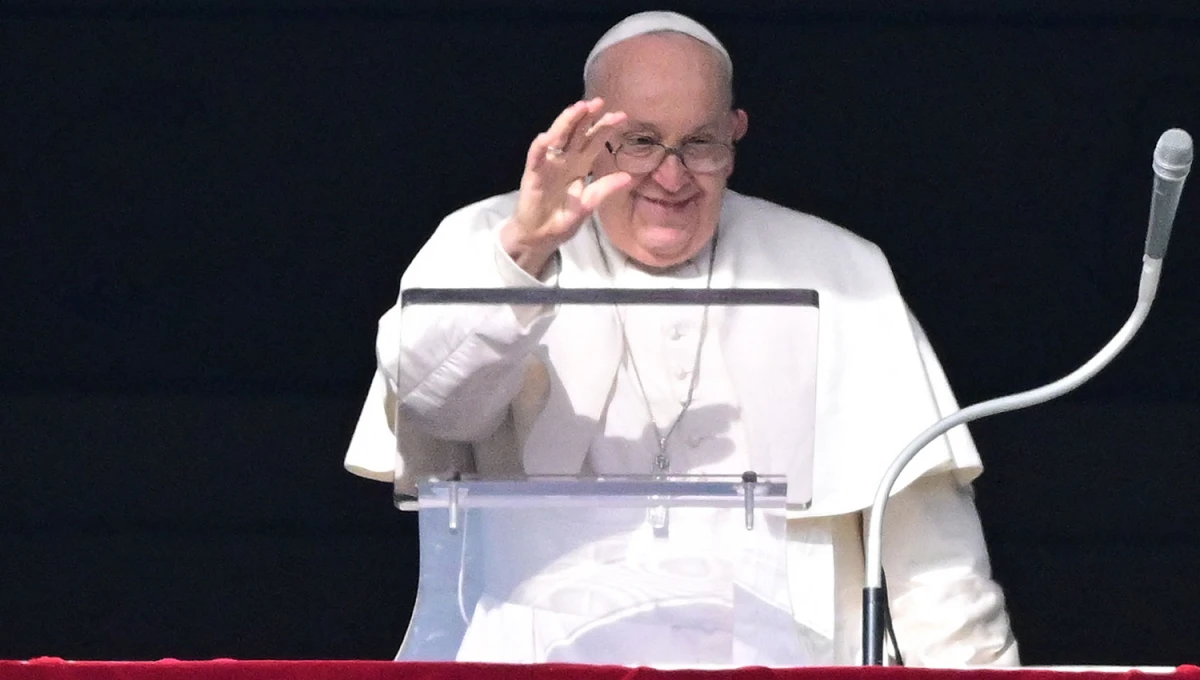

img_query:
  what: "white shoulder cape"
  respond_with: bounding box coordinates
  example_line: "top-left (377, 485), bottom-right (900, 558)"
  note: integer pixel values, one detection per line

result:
top-left (345, 189), bottom-right (982, 519)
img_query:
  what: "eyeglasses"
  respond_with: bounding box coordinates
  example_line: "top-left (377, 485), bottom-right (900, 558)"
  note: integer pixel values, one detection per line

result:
top-left (604, 137), bottom-right (734, 175)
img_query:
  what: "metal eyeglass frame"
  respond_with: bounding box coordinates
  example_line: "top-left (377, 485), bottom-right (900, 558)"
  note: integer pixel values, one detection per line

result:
top-left (604, 139), bottom-right (735, 174)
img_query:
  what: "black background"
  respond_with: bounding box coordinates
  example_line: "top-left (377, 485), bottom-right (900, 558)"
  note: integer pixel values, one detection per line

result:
top-left (2, 0), bottom-right (1200, 666)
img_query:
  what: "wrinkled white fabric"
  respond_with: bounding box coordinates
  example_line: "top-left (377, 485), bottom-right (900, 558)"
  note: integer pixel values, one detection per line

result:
top-left (346, 189), bottom-right (1019, 666)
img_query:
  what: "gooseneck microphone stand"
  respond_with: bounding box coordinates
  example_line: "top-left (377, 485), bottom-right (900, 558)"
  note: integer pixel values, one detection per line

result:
top-left (861, 128), bottom-right (1194, 665)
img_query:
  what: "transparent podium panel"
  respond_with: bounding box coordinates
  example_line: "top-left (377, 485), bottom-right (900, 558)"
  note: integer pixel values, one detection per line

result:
top-left (396, 474), bottom-right (813, 667)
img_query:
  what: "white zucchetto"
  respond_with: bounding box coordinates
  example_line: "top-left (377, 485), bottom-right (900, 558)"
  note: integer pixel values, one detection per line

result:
top-left (583, 10), bottom-right (733, 85)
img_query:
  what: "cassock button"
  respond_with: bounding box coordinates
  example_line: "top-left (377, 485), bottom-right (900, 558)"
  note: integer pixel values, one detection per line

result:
top-left (676, 368), bottom-right (689, 380)
top-left (688, 435), bottom-right (704, 448)
top-left (670, 327), bottom-right (684, 340)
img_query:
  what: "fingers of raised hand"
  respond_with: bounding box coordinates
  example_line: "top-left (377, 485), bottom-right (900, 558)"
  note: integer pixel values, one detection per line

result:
top-left (527, 131), bottom-right (572, 174)
top-left (521, 99), bottom-right (629, 234)
top-left (579, 171), bottom-right (633, 212)
top-left (527, 132), bottom-right (554, 171)
top-left (536, 98), bottom-right (626, 163)
top-left (578, 110), bottom-right (627, 154)
top-left (543, 99), bottom-right (595, 155)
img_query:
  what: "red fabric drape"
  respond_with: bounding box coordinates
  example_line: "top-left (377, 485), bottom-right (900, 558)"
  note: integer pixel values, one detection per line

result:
top-left (2, 660), bottom-right (1198, 680)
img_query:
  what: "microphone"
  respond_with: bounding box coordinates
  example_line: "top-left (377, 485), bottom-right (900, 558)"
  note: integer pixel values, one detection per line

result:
top-left (1145, 128), bottom-right (1194, 260)
top-left (861, 127), bottom-right (1192, 666)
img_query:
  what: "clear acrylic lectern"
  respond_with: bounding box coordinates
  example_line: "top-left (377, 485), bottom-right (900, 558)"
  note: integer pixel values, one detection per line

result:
top-left (391, 285), bottom-right (820, 667)
top-left (395, 473), bottom-right (815, 667)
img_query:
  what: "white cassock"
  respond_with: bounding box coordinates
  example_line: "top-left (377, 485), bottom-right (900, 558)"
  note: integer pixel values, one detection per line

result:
top-left (344, 188), bottom-right (1021, 668)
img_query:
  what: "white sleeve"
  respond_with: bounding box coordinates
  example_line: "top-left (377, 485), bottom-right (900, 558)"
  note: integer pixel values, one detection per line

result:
top-left (868, 472), bottom-right (1021, 667)
top-left (377, 213), bottom-right (560, 442)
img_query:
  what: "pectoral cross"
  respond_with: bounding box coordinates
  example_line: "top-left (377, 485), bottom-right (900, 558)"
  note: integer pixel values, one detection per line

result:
top-left (649, 446), bottom-right (670, 538)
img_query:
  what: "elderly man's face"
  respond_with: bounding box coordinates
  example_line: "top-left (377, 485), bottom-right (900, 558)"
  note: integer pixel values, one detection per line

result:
top-left (590, 33), bottom-right (748, 269)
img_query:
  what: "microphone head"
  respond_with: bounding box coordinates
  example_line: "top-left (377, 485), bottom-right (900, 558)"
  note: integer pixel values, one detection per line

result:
top-left (1154, 128), bottom-right (1194, 180)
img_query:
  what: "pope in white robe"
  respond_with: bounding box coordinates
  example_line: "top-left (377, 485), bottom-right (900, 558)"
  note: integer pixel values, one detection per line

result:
top-left (344, 10), bottom-right (1021, 669)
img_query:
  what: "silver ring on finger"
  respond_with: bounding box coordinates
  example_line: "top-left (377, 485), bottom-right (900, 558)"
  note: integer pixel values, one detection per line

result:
top-left (546, 145), bottom-right (566, 159)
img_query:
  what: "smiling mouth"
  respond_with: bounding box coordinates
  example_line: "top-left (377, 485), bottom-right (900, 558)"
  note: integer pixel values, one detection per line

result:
top-left (637, 194), bottom-right (696, 209)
